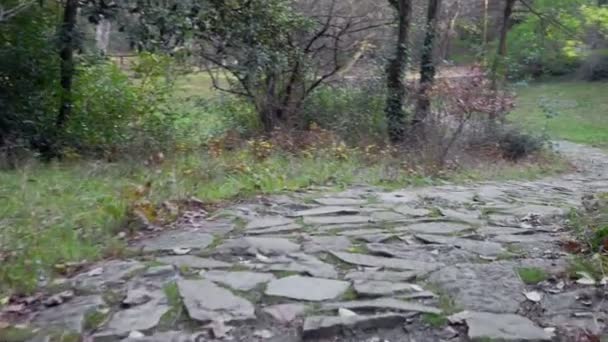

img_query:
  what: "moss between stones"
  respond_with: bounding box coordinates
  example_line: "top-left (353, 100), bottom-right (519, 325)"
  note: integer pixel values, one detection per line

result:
top-left (516, 267), bottom-right (548, 285)
top-left (83, 309), bottom-right (109, 331)
top-left (421, 313), bottom-right (448, 327)
top-left (0, 327), bottom-right (36, 342)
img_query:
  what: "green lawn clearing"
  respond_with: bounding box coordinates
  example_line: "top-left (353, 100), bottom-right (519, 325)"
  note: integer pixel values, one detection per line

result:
top-left (510, 81), bottom-right (608, 148)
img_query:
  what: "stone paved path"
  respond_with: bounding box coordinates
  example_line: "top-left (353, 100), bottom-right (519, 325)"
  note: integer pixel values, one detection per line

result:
top-left (27, 142), bottom-right (608, 341)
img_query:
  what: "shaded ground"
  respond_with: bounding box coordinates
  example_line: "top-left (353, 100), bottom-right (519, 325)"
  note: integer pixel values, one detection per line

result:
top-left (13, 141), bottom-right (608, 341)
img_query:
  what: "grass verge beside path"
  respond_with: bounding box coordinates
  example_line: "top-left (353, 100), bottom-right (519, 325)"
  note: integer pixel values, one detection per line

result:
top-left (0, 149), bottom-right (568, 296)
top-left (510, 81), bottom-right (608, 148)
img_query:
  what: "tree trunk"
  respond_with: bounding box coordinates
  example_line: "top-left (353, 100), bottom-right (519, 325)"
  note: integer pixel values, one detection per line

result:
top-left (57, 0), bottom-right (78, 129)
top-left (491, 0), bottom-right (516, 88)
top-left (482, 0), bottom-right (489, 61)
top-left (95, 18), bottom-right (112, 55)
top-left (413, 0), bottom-right (441, 139)
top-left (385, 0), bottom-right (413, 143)
top-left (439, 0), bottom-right (460, 61)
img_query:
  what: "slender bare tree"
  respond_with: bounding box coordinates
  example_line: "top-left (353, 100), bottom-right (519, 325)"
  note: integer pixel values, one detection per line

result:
top-left (57, 0), bottom-right (79, 129)
top-left (413, 0), bottom-right (442, 140)
top-left (491, 0), bottom-right (517, 87)
top-left (385, 0), bottom-right (413, 143)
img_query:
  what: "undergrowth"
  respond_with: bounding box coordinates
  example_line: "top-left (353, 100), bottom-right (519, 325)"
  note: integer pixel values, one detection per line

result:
top-left (0, 144), bottom-right (568, 296)
top-left (566, 193), bottom-right (608, 279)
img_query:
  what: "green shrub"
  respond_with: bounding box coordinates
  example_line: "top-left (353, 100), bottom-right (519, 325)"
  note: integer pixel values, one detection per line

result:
top-left (301, 82), bottom-right (386, 144)
top-left (581, 49), bottom-right (608, 81)
top-left (65, 54), bottom-right (191, 155)
top-left (496, 128), bottom-right (546, 160)
top-left (67, 61), bottom-right (140, 150)
top-left (0, 5), bottom-right (61, 149)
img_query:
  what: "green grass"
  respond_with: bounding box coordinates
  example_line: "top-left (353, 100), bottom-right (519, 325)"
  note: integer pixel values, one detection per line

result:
top-left (0, 150), bottom-right (421, 295)
top-left (421, 313), bottom-right (448, 327)
top-left (0, 327), bottom-right (36, 342)
top-left (173, 72), bottom-right (228, 99)
top-left (0, 146), bottom-right (572, 295)
top-left (346, 244), bottom-right (369, 254)
top-left (158, 282), bottom-right (186, 330)
top-left (516, 267), bottom-right (548, 284)
top-left (0, 77), bottom-right (584, 295)
top-left (451, 151), bottom-right (571, 182)
top-left (83, 310), bottom-right (109, 331)
top-left (340, 287), bottom-right (359, 301)
top-left (566, 193), bottom-right (608, 278)
top-left (510, 81), bottom-right (608, 148)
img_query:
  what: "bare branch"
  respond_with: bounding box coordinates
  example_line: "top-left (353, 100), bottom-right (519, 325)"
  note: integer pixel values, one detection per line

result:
top-left (0, 0), bottom-right (36, 23)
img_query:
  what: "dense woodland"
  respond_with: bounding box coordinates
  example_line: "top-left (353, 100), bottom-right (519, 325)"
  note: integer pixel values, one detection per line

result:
top-left (0, 0), bottom-right (607, 299)
top-left (1, 0), bottom-right (606, 159)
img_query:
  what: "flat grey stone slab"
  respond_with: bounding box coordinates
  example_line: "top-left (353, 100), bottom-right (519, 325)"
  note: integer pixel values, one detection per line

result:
top-left (542, 312), bottom-right (607, 336)
top-left (218, 237), bottom-right (300, 255)
top-left (303, 215), bottom-right (372, 226)
top-left (350, 233), bottom-right (399, 243)
top-left (420, 189), bottom-right (475, 203)
top-left (303, 314), bottom-right (407, 339)
top-left (70, 260), bottom-right (145, 291)
top-left (263, 303), bottom-right (308, 323)
top-left (292, 206), bottom-right (359, 217)
top-left (370, 211), bottom-right (408, 222)
top-left (103, 291), bottom-right (169, 338)
top-left (398, 222), bottom-right (472, 235)
top-left (503, 204), bottom-right (565, 219)
top-left (449, 311), bottom-right (552, 341)
top-left (393, 205), bottom-right (432, 217)
top-left (178, 279), bottom-right (255, 322)
top-left (492, 233), bottom-right (562, 243)
top-left (143, 265), bottom-right (176, 278)
top-left (339, 229), bottom-right (385, 236)
top-left (302, 236), bottom-right (352, 253)
top-left (353, 280), bottom-right (416, 296)
top-left (136, 231), bottom-right (215, 252)
top-left (123, 282), bottom-right (157, 306)
top-left (323, 298), bottom-right (440, 314)
top-left (263, 253), bottom-right (339, 278)
top-left (245, 223), bottom-right (302, 235)
top-left (245, 217), bottom-right (294, 230)
top-left (157, 255), bottom-right (232, 269)
top-left (542, 287), bottom-right (608, 315)
top-left (345, 270), bottom-right (420, 282)
top-left (265, 275), bottom-right (350, 301)
top-left (330, 251), bottom-right (442, 271)
top-left (476, 226), bottom-right (536, 236)
top-left (119, 331), bottom-right (199, 342)
top-left (377, 192), bottom-right (419, 204)
top-left (428, 262), bottom-right (525, 313)
top-left (202, 270), bottom-right (275, 291)
top-left (416, 234), bottom-right (506, 257)
top-left (365, 243), bottom-right (478, 264)
top-left (437, 208), bottom-right (484, 225)
top-left (33, 295), bottom-right (105, 333)
top-left (314, 198), bottom-right (367, 206)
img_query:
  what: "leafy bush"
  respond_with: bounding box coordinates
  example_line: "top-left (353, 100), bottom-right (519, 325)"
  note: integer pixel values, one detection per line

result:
top-left (496, 128), bottom-right (546, 160)
top-left (301, 81), bottom-right (386, 144)
top-left (65, 54), bottom-right (197, 156)
top-left (507, 21), bottom-right (581, 79)
top-left (506, 0), bottom-right (608, 79)
top-left (67, 61), bottom-right (140, 151)
top-left (580, 49), bottom-right (608, 81)
top-left (0, 5), bottom-right (60, 150)
top-left (420, 68), bottom-right (517, 167)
